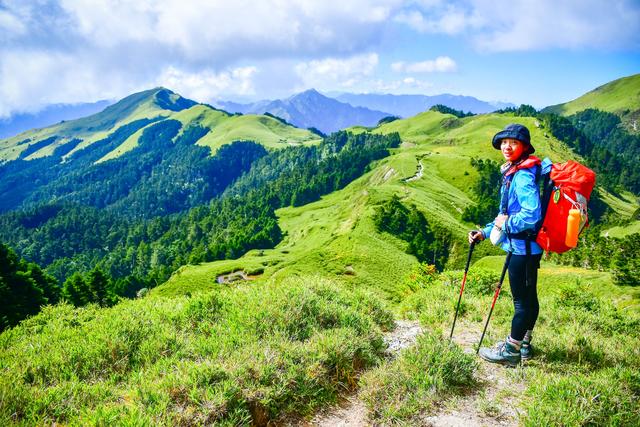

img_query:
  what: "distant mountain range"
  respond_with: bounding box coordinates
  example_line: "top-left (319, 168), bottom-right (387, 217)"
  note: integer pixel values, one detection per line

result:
top-left (1, 89), bottom-right (517, 141)
top-left (0, 100), bottom-right (113, 139)
top-left (216, 89), bottom-right (391, 134)
top-left (216, 90), bottom-right (515, 134)
top-left (335, 93), bottom-right (514, 117)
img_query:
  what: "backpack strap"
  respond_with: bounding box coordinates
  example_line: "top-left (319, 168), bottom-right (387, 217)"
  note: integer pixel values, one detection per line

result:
top-left (500, 173), bottom-right (512, 215)
top-left (504, 165), bottom-right (544, 257)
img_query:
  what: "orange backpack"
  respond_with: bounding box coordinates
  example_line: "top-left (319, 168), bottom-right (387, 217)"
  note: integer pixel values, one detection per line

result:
top-left (536, 160), bottom-right (596, 253)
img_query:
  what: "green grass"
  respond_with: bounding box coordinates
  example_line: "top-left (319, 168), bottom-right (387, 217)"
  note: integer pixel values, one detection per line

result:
top-left (360, 333), bottom-right (477, 425)
top-left (0, 276), bottom-right (393, 425)
top-left (600, 190), bottom-right (638, 217)
top-left (542, 73), bottom-right (640, 117)
top-left (97, 106), bottom-right (321, 162)
top-left (3, 106), bottom-right (639, 425)
top-left (0, 89), bottom-right (321, 163)
top-left (385, 255), bottom-right (640, 425)
top-left (603, 220), bottom-right (640, 238)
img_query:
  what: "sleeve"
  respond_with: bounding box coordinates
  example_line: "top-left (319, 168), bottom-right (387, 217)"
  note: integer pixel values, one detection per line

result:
top-left (482, 221), bottom-right (494, 239)
top-left (505, 168), bottom-right (541, 235)
top-left (481, 181), bottom-right (506, 238)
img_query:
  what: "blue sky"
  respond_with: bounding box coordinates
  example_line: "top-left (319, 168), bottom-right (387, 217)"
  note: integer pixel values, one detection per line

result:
top-left (0, 0), bottom-right (639, 117)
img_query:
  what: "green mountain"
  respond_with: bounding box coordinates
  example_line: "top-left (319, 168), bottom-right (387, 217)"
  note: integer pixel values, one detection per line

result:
top-left (0, 88), bottom-right (322, 216)
top-left (542, 73), bottom-right (640, 132)
top-left (0, 87), bottom-right (320, 163)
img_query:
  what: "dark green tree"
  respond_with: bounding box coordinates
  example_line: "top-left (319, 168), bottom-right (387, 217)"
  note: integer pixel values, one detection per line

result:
top-left (87, 268), bottom-right (113, 307)
top-left (0, 243), bottom-right (48, 330)
top-left (62, 272), bottom-right (90, 306)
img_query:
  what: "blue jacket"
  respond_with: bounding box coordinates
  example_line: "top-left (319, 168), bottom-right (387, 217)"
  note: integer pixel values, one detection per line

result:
top-left (481, 159), bottom-right (550, 255)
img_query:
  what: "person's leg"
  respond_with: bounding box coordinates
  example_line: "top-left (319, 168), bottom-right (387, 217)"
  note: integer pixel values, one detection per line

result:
top-left (523, 253), bottom-right (542, 333)
top-left (508, 254), bottom-right (529, 342)
top-left (479, 253), bottom-right (527, 366)
top-left (520, 253), bottom-right (542, 360)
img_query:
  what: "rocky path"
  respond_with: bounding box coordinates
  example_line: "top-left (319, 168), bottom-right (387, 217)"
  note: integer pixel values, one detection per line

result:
top-left (298, 320), bottom-right (423, 427)
top-left (424, 323), bottom-right (523, 427)
top-left (296, 321), bottom-right (524, 427)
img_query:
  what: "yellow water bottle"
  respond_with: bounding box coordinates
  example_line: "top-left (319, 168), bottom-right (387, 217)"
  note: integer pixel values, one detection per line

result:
top-left (565, 209), bottom-right (581, 248)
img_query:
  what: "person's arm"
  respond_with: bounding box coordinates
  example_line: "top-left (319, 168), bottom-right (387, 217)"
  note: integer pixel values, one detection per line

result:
top-left (481, 221), bottom-right (494, 239)
top-left (504, 168), bottom-right (541, 234)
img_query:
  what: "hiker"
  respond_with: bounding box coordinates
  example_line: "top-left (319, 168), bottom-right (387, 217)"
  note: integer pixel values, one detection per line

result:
top-left (468, 123), bottom-right (543, 366)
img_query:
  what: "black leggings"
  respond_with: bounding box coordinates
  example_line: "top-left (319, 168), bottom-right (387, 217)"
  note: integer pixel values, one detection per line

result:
top-left (508, 253), bottom-right (542, 341)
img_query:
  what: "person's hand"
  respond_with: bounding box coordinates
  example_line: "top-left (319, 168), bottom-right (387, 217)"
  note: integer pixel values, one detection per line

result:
top-left (494, 214), bottom-right (508, 229)
top-left (468, 230), bottom-right (484, 244)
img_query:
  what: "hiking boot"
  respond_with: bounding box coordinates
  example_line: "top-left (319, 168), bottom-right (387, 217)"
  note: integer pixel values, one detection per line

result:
top-left (520, 341), bottom-right (533, 360)
top-left (496, 339), bottom-right (534, 361)
top-left (479, 339), bottom-right (521, 367)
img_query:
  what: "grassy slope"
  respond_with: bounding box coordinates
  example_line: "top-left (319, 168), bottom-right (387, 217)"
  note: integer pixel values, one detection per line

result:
top-left (98, 106), bottom-right (321, 162)
top-left (0, 277), bottom-right (395, 425)
top-left (0, 88), bottom-right (174, 162)
top-left (542, 73), bottom-right (640, 116)
top-left (156, 111), bottom-right (636, 299)
top-left (0, 90), bottom-right (321, 164)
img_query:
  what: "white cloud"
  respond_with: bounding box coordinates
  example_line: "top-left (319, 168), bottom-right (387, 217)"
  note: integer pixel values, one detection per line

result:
top-left (294, 53), bottom-right (379, 89)
top-left (0, 0), bottom-right (400, 116)
top-left (471, 0), bottom-right (640, 52)
top-left (0, 9), bottom-right (26, 41)
top-left (55, 0), bottom-right (399, 59)
top-left (0, 49), bottom-right (130, 117)
top-left (394, 6), bottom-right (479, 35)
top-left (156, 66), bottom-right (258, 102)
top-left (392, 56), bottom-right (457, 73)
top-left (377, 77), bottom-right (434, 91)
top-left (0, 0), bottom-right (638, 117)
top-left (393, 0), bottom-right (640, 52)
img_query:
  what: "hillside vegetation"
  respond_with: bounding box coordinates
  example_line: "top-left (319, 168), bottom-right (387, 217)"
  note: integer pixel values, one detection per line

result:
top-left (0, 88), bottom-right (320, 163)
top-left (542, 73), bottom-right (640, 132)
top-left (1, 79), bottom-right (640, 425)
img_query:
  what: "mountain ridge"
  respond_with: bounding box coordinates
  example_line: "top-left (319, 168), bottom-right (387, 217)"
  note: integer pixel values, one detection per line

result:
top-left (217, 89), bottom-right (391, 133)
top-left (542, 73), bottom-right (640, 132)
top-left (335, 92), bottom-right (515, 117)
top-left (0, 88), bottom-right (320, 164)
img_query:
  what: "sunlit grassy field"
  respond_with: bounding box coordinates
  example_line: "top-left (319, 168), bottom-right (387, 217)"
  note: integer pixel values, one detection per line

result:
top-left (2, 109), bottom-right (639, 426)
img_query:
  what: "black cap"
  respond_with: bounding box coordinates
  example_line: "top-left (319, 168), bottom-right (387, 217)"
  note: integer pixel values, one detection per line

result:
top-left (492, 123), bottom-right (535, 154)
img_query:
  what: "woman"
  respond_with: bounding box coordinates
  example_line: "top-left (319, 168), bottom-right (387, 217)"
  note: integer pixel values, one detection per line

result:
top-left (468, 123), bottom-right (546, 367)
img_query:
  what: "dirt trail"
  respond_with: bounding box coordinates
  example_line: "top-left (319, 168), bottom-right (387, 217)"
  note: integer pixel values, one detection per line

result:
top-left (298, 320), bottom-right (422, 427)
top-left (298, 321), bottom-right (524, 427)
top-left (403, 160), bottom-right (424, 182)
top-left (424, 323), bottom-right (523, 427)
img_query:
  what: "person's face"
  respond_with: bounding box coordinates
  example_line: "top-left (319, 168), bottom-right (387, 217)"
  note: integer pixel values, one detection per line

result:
top-left (501, 138), bottom-right (526, 162)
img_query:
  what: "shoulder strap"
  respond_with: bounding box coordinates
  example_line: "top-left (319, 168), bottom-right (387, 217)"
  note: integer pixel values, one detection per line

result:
top-left (505, 165), bottom-right (546, 244)
top-left (533, 167), bottom-right (552, 235)
top-left (500, 173), bottom-right (512, 215)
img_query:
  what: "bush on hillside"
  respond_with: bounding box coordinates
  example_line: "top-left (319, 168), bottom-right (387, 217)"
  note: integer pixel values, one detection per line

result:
top-left (373, 195), bottom-right (451, 271)
top-left (429, 104), bottom-right (474, 118)
top-left (0, 277), bottom-right (392, 425)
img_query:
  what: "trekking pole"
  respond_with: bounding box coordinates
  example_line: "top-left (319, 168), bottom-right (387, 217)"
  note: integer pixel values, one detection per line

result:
top-left (476, 251), bottom-right (512, 354)
top-left (449, 241), bottom-right (475, 340)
